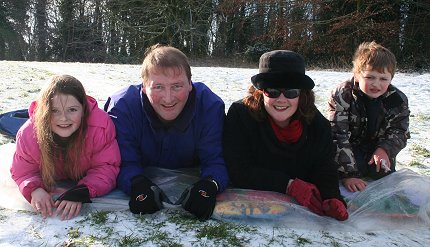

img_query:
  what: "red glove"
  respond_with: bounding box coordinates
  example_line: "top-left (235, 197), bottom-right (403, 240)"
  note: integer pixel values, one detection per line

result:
top-left (322, 199), bottom-right (349, 221)
top-left (287, 179), bottom-right (323, 215)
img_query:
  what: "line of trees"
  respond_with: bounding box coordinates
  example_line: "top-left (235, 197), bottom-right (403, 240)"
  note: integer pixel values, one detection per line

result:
top-left (1, 0), bottom-right (429, 70)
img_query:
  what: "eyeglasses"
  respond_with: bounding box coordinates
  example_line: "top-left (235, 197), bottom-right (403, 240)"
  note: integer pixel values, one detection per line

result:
top-left (263, 88), bottom-right (301, 99)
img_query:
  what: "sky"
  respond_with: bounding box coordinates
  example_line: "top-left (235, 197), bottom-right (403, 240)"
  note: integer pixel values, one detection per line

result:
top-left (0, 61), bottom-right (429, 246)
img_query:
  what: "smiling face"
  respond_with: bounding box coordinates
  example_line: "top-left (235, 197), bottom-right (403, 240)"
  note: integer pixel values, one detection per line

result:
top-left (263, 91), bottom-right (299, 128)
top-left (142, 67), bottom-right (192, 123)
top-left (355, 68), bottom-right (392, 99)
top-left (50, 93), bottom-right (84, 138)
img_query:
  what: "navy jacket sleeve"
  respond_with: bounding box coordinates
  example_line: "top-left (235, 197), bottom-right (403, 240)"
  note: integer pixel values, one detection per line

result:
top-left (104, 85), bottom-right (144, 195)
top-left (194, 83), bottom-right (229, 192)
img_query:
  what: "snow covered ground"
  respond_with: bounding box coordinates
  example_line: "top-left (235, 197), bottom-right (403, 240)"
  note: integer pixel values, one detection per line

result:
top-left (0, 61), bottom-right (429, 246)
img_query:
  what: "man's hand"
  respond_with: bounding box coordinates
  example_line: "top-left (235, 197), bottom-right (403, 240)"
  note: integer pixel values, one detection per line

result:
top-left (181, 179), bottom-right (218, 221)
top-left (342, 177), bottom-right (367, 192)
top-left (31, 188), bottom-right (54, 218)
top-left (368, 147), bottom-right (390, 172)
top-left (129, 175), bottom-right (163, 214)
top-left (287, 179), bottom-right (323, 215)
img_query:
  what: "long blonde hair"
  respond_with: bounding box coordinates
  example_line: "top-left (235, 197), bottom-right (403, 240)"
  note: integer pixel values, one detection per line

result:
top-left (34, 75), bottom-right (89, 190)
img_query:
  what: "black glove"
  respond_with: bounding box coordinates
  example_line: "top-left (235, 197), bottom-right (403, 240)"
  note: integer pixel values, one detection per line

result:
top-left (129, 175), bottom-right (163, 214)
top-left (57, 184), bottom-right (92, 203)
top-left (181, 178), bottom-right (218, 221)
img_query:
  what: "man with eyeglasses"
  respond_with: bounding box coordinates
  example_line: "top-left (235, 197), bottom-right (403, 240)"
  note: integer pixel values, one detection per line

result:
top-left (223, 50), bottom-right (348, 221)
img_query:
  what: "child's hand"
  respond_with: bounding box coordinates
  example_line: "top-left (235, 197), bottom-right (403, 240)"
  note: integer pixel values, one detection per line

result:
top-left (342, 178), bottom-right (367, 192)
top-left (368, 147), bottom-right (390, 172)
top-left (54, 200), bottom-right (82, 220)
top-left (31, 188), bottom-right (55, 218)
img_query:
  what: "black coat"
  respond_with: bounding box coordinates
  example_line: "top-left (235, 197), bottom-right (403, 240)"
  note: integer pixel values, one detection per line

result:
top-left (223, 100), bottom-right (343, 201)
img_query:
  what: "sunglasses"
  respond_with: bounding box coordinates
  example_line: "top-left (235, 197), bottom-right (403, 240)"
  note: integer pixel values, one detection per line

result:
top-left (263, 88), bottom-right (301, 99)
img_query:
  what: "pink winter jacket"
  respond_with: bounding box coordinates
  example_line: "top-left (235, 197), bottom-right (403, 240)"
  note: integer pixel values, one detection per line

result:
top-left (10, 96), bottom-right (121, 202)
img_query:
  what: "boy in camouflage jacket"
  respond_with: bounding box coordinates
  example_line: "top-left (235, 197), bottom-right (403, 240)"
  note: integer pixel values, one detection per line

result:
top-left (327, 41), bottom-right (410, 192)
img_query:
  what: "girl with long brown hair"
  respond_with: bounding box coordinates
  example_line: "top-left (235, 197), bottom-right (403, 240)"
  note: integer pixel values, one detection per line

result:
top-left (11, 75), bottom-right (120, 220)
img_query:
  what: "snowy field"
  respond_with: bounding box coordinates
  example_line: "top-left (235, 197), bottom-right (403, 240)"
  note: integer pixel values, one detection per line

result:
top-left (0, 61), bottom-right (429, 246)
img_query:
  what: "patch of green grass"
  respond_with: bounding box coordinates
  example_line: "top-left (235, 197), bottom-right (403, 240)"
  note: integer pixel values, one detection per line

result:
top-left (17, 209), bottom-right (32, 214)
top-left (26, 87), bottom-right (41, 93)
top-left (410, 144), bottom-right (430, 157)
top-left (23, 68), bottom-right (55, 81)
top-left (167, 209), bottom-right (202, 232)
top-left (412, 114), bottom-right (430, 122)
top-left (75, 211), bottom-right (119, 244)
top-left (65, 234), bottom-right (107, 247)
top-left (280, 230), bottom-right (315, 246)
top-left (409, 160), bottom-right (424, 167)
top-left (28, 225), bottom-right (43, 239)
top-left (135, 213), bottom-right (168, 229)
top-left (320, 230), bottom-right (341, 247)
top-left (296, 235), bottom-right (312, 246)
top-left (64, 223), bottom-right (116, 246)
top-left (196, 222), bottom-right (253, 246)
top-left (20, 91), bottom-right (29, 97)
top-left (88, 211), bottom-right (109, 225)
top-left (103, 226), bottom-right (114, 237)
top-left (130, 211), bottom-right (182, 246)
top-left (117, 233), bottom-right (145, 247)
top-left (196, 223), bottom-right (230, 239)
top-left (147, 231), bottom-right (182, 246)
top-left (164, 243), bottom-right (183, 247)
top-left (167, 209), bottom-right (254, 246)
top-left (67, 227), bottom-right (82, 239)
top-left (0, 214), bottom-right (7, 222)
top-left (149, 231), bottom-right (169, 242)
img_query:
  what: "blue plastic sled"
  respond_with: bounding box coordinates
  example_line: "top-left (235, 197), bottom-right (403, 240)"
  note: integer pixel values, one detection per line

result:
top-left (0, 109), bottom-right (29, 138)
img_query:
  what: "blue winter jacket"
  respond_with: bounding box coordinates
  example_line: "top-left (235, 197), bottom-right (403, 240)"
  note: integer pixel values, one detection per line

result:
top-left (104, 82), bottom-right (229, 195)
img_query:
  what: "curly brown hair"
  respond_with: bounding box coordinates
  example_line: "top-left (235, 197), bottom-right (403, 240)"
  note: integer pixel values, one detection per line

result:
top-left (242, 85), bottom-right (317, 124)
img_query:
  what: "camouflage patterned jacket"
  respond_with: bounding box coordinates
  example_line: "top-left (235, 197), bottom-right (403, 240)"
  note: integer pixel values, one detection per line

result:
top-left (327, 78), bottom-right (410, 178)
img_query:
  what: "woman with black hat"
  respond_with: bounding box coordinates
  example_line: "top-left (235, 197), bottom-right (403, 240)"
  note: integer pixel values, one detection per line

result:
top-left (223, 50), bottom-right (348, 221)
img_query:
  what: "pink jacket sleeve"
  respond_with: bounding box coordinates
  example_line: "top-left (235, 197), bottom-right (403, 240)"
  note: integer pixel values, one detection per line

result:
top-left (10, 120), bottom-right (44, 202)
top-left (78, 107), bottom-right (121, 198)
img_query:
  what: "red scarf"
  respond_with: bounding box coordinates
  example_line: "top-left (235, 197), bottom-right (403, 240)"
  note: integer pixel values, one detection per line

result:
top-left (269, 118), bottom-right (303, 144)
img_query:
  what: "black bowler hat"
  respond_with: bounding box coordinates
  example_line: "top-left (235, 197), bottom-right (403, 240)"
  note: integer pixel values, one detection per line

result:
top-left (251, 50), bottom-right (315, 90)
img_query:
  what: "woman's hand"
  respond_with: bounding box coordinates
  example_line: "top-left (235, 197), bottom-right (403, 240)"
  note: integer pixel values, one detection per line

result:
top-left (342, 177), bottom-right (367, 192)
top-left (54, 200), bottom-right (82, 220)
top-left (31, 188), bottom-right (55, 218)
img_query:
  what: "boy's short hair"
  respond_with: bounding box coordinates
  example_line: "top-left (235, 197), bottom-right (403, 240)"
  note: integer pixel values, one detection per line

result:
top-left (352, 41), bottom-right (397, 78)
top-left (141, 44), bottom-right (191, 85)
